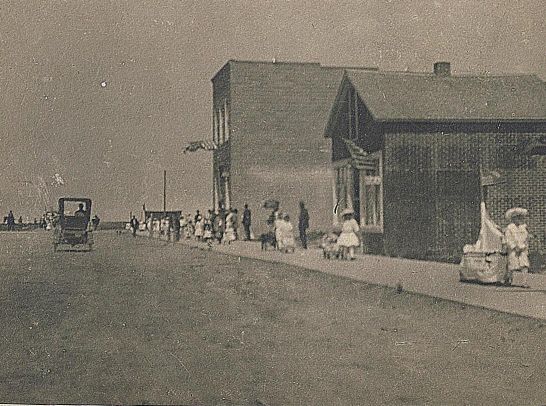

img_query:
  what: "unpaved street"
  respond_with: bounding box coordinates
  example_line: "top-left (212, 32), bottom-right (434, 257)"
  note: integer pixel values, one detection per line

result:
top-left (1, 231), bottom-right (545, 405)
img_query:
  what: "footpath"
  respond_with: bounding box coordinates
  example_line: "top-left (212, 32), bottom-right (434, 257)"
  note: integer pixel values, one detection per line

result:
top-left (138, 231), bottom-right (546, 321)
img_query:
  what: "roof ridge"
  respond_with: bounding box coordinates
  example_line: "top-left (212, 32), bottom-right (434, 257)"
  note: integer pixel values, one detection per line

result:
top-left (345, 69), bottom-right (542, 80)
top-left (228, 59), bottom-right (321, 66)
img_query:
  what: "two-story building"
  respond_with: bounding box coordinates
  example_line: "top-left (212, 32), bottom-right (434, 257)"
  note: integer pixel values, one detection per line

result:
top-left (211, 60), bottom-right (377, 235)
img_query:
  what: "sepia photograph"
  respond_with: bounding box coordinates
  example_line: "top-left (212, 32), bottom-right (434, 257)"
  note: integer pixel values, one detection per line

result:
top-left (1, 0), bottom-right (545, 405)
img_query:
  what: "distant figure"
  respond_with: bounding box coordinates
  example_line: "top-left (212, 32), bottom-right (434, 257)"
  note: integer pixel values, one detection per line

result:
top-left (18, 216), bottom-right (23, 224)
top-left (232, 208), bottom-right (239, 240)
top-left (242, 204), bottom-right (252, 240)
top-left (194, 211), bottom-right (203, 241)
top-left (213, 209), bottom-right (224, 243)
top-left (130, 215), bottom-right (139, 238)
top-left (92, 215), bottom-right (101, 231)
top-left (223, 209), bottom-right (236, 244)
top-left (298, 201), bottom-right (309, 249)
top-left (277, 214), bottom-right (295, 253)
top-left (74, 203), bottom-right (86, 217)
top-left (6, 211), bottom-right (15, 231)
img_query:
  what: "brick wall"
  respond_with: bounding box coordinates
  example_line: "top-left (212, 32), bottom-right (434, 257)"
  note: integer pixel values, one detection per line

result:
top-left (212, 61), bottom-right (343, 235)
top-left (383, 130), bottom-right (546, 264)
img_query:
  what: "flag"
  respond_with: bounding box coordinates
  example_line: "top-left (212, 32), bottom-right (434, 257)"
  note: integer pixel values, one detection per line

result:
top-left (480, 169), bottom-right (504, 187)
top-left (183, 140), bottom-right (217, 153)
top-left (343, 139), bottom-right (376, 171)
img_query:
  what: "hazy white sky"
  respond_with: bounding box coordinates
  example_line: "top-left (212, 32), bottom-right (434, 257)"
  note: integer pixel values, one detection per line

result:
top-left (1, 0), bottom-right (544, 219)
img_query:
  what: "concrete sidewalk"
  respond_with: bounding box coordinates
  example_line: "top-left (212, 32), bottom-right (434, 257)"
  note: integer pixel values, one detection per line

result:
top-left (138, 231), bottom-right (546, 321)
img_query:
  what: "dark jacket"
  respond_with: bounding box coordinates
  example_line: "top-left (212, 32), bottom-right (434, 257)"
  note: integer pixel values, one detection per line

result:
top-left (298, 208), bottom-right (309, 230)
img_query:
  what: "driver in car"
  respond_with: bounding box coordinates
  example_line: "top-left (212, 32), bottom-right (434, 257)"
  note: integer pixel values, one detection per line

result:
top-left (74, 203), bottom-right (87, 217)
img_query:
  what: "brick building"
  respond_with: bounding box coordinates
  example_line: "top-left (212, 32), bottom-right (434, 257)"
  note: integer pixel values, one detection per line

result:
top-left (211, 60), bottom-right (377, 235)
top-left (325, 62), bottom-right (546, 263)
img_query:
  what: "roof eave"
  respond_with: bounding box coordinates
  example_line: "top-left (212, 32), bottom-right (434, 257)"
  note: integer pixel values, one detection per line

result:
top-left (375, 118), bottom-right (546, 124)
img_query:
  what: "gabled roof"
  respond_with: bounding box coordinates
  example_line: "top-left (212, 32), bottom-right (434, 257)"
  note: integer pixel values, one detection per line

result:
top-left (327, 69), bottom-right (546, 129)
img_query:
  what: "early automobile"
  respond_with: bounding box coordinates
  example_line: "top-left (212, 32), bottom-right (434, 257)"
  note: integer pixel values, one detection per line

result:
top-left (53, 197), bottom-right (94, 251)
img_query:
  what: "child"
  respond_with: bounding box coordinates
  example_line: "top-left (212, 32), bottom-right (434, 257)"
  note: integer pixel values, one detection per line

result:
top-left (203, 213), bottom-right (213, 248)
top-left (321, 232), bottom-right (340, 259)
top-left (194, 212), bottom-right (203, 241)
top-left (504, 207), bottom-right (530, 288)
top-left (337, 208), bottom-right (360, 260)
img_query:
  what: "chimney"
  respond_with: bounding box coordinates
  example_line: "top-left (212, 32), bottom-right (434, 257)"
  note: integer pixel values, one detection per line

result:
top-left (434, 62), bottom-right (451, 77)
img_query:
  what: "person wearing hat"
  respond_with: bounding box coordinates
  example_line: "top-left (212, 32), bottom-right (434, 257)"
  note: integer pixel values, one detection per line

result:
top-left (337, 208), bottom-right (360, 260)
top-left (504, 207), bottom-right (530, 288)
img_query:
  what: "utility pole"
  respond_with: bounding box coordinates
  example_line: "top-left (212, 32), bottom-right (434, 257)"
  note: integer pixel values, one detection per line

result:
top-left (163, 170), bottom-right (167, 215)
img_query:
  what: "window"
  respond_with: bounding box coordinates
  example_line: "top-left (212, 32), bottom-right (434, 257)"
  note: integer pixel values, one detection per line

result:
top-left (334, 160), bottom-right (351, 223)
top-left (212, 110), bottom-right (218, 145)
top-left (219, 107), bottom-right (225, 144)
top-left (360, 151), bottom-right (383, 232)
top-left (224, 99), bottom-right (230, 142)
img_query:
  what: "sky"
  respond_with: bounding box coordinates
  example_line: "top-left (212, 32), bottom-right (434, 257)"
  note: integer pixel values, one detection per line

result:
top-left (0, 0), bottom-right (544, 220)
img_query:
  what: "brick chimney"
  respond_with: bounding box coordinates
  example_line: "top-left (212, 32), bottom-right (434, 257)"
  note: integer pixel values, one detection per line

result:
top-left (434, 62), bottom-right (451, 77)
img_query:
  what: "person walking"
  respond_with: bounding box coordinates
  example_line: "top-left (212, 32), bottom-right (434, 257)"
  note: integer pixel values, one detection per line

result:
top-left (242, 204), bottom-right (252, 240)
top-left (194, 211), bottom-right (203, 241)
top-left (298, 201), bottom-right (309, 249)
top-left (337, 208), bottom-right (360, 260)
top-left (504, 207), bottom-right (530, 288)
top-left (130, 215), bottom-right (139, 238)
top-left (6, 211), bottom-right (15, 231)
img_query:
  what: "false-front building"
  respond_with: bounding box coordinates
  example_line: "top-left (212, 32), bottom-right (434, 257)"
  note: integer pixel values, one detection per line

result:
top-left (325, 62), bottom-right (546, 264)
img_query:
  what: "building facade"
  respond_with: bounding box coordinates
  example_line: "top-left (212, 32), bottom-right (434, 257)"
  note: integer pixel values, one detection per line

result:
top-left (211, 60), bottom-right (377, 235)
top-left (325, 63), bottom-right (546, 264)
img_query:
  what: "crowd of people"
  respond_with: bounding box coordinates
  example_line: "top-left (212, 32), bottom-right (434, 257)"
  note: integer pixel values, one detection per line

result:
top-left (136, 201), bottom-right (320, 254)
top-left (138, 204), bottom-right (254, 246)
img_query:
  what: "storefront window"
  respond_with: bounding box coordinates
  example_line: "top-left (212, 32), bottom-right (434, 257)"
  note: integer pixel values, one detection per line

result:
top-left (360, 151), bottom-right (383, 231)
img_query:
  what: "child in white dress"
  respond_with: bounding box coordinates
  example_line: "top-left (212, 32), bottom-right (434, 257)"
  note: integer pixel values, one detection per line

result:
top-left (194, 213), bottom-right (203, 241)
top-left (337, 208), bottom-right (360, 260)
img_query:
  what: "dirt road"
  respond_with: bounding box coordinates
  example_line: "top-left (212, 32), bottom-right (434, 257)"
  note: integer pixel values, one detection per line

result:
top-left (1, 232), bottom-right (545, 405)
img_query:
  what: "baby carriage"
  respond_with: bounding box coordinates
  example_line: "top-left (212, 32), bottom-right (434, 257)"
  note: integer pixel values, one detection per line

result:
top-left (459, 203), bottom-right (510, 284)
top-left (320, 232), bottom-right (342, 259)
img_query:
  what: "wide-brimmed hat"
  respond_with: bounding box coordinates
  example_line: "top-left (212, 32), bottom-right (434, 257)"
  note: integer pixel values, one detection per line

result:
top-left (341, 208), bottom-right (354, 217)
top-left (505, 207), bottom-right (528, 220)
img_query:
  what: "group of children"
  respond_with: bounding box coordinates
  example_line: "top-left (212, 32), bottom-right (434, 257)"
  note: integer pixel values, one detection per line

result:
top-left (180, 208), bottom-right (239, 247)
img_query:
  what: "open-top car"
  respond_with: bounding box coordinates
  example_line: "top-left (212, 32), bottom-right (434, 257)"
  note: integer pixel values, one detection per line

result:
top-left (53, 197), bottom-right (94, 251)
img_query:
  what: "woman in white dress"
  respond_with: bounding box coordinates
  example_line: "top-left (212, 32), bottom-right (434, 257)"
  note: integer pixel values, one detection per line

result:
top-left (223, 209), bottom-right (236, 244)
top-left (279, 214), bottom-right (295, 253)
top-left (337, 208), bottom-right (360, 260)
top-left (504, 208), bottom-right (530, 288)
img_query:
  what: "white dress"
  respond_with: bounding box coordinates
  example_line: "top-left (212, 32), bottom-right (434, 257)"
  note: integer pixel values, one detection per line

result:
top-left (279, 221), bottom-right (295, 249)
top-left (223, 213), bottom-right (236, 242)
top-left (504, 223), bottom-right (530, 271)
top-left (194, 217), bottom-right (203, 238)
top-left (337, 219), bottom-right (360, 247)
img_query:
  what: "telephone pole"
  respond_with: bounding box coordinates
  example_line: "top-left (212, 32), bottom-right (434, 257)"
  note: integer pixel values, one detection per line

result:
top-left (163, 170), bottom-right (167, 215)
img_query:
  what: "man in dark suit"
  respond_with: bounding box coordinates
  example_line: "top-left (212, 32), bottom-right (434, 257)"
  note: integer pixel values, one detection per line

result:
top-left (298, 201), bottom-right (309, 249)
top-left (242, 204), bottom-right (252, 240)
